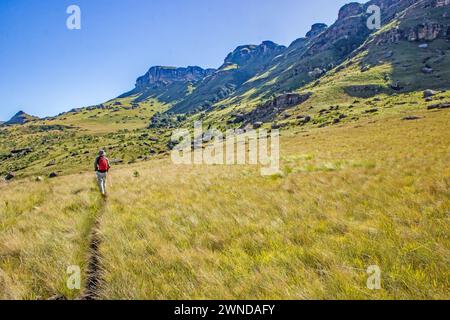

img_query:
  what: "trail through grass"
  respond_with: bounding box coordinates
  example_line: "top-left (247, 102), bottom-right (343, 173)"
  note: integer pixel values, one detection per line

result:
top-left (0, 175), bottom-right (103, 299)
top-left (1, 108), bottom-right (449, 299)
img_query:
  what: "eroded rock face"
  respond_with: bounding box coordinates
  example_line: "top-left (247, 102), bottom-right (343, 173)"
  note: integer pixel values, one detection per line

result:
top-left (306, 23), bottom-right (328, 38)
top-left (408, 23), bottom-right (448, 41)
top-left (433, 0), bottom-right (450, 7)
top-left (376, 22), bottom-right (450, 45)
top-left (223, 41), bottom-right (286, 66)
top-left (240, 93), bottom-right (312, 127)
top-left (374, 0), bottom-right (450, 45)
top-left (136, 66), bottom-right (215, 89)
top-left (338, 3), bottom-right (364, 20)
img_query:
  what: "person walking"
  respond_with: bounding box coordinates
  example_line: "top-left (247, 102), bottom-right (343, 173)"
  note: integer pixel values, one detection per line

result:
top-left (94, 150), bottom-right (111, 196)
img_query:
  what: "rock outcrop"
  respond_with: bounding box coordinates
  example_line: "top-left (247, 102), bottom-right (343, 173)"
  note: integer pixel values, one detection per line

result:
top-left (374, 0), bottom-right (450, 45)
top-left (169, 41), bottom-right (287, 113)
top-left (433, 0), bottom-right (450, 8)
top-left (223, 41), bottom-right (286, 67)
top-left (407, 23), bottom-right (449, 41)
top-left (305, 23), bottom-right (328, 38)
top-left (338, 2), bottom-right (365, 20)
top-left (135, 66), bottom-right (215, 90)
top-left (239, 93), bottom-right (312, 127)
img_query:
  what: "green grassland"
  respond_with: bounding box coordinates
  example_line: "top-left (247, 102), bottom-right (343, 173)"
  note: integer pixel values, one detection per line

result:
top-left (0, 97), bottom-right (173, 178)
top-left (1, 100), bottom-right (448, 299)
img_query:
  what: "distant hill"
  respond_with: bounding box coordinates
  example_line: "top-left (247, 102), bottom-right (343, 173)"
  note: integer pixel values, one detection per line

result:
top-left (3, 111), bottom-right (39, 125)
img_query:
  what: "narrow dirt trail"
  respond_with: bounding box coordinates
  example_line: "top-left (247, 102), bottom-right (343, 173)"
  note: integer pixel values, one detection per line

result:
top-left (79, 197), bottom-right (107, 300)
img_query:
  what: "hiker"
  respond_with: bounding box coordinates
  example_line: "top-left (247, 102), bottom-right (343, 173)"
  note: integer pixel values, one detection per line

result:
top-left (94, 150), bottom-right (111, 196)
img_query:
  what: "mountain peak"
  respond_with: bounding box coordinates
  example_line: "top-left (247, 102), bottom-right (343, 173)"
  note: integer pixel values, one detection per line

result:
top-left (306, 23), bottom-right (328, 38)
top-left (224, 41), bottom-right (286, 66)
top-left (338, 2), bottom-right (365, 20)
top-left (135, 66), bottom-right (215, 90)
top-left (3, 110), bottom-right (38, 126)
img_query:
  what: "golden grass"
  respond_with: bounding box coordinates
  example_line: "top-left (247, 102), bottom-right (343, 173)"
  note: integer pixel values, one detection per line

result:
top-left (1, 108), bottom-right (449, 299)
top-left (97, 108), bottom-right (449, 299)
top-left (0, 174), bottom-right (103, 299)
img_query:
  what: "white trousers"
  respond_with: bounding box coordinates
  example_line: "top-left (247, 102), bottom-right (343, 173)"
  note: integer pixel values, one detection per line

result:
top-left (96, 172), bottom-right (107, 195)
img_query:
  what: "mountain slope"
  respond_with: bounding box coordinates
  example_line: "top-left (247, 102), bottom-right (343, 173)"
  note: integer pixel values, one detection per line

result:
top-left (196, 0), bottom-right (450, 130)
top-left (169, 41), bottom-right (286, 113)
top-left (218, 0), bottom-right (423, 108)
top-left (119, 0), bottom-right (439, 117)
top-left (3, 111), bottom-right (39, 126)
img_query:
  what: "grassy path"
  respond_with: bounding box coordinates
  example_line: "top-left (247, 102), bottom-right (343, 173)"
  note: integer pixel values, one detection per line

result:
top-left (79, 197), bottom-right (107, 300)
top-left (0, 175), bottom-right (103, 299)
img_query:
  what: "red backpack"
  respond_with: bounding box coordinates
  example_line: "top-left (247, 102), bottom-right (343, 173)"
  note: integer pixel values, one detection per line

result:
top-left (97, 156), bottom-right (110, 172)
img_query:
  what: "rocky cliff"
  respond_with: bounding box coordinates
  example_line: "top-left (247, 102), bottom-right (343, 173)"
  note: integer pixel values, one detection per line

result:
top-left (169, 41), bottom-right (287, 113)
top-left (135, 66), bottom-right (215, 90)
top-left (117, 0), bottom-right (449, 115)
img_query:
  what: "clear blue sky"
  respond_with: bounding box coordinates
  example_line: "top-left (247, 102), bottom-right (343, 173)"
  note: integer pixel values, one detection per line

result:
top-left (0, 0), bottom-right (357, 120)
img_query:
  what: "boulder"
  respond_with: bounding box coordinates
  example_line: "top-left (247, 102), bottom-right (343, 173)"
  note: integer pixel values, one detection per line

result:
top-left (421, 67), bottom-right (433, 74)
top-left (402, 116), bottom-right (422, 121)
top-left (11, 147), bottom-right (33, 156)
top-left (253, 122), bottom-right (263, 129)
top-left (390, 82), bottom-right (403, 91)
top-left (46, 160), bottom-right (56, 167)
top-left (271, 123), bottom-right (282, 129)
top-left (361, 65), bottom-right (371, 72)
top-left (384, 51), bottom-right (394, 59)
top-left (49, 172), bottom-right (58, 178)
top-left (297, 115), bottom-right (312, 125)
top-left (5, 172), bottom-right (15, 181)
top-left (423, 89), bottom-right (438, 98)
top-left (427, 103), bottom-right (450, 110)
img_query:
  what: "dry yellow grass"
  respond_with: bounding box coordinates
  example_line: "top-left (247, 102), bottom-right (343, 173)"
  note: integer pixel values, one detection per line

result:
top-left (1, 108), bottom-right (449, 299)
top-left (98, 108), bottom-right (449, 299)
top-left (0, 174), bottom-right (103, 299)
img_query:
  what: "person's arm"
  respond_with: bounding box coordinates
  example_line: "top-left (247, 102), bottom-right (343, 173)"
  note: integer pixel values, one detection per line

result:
top-left (107, 158), bottom-right (111, 171)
